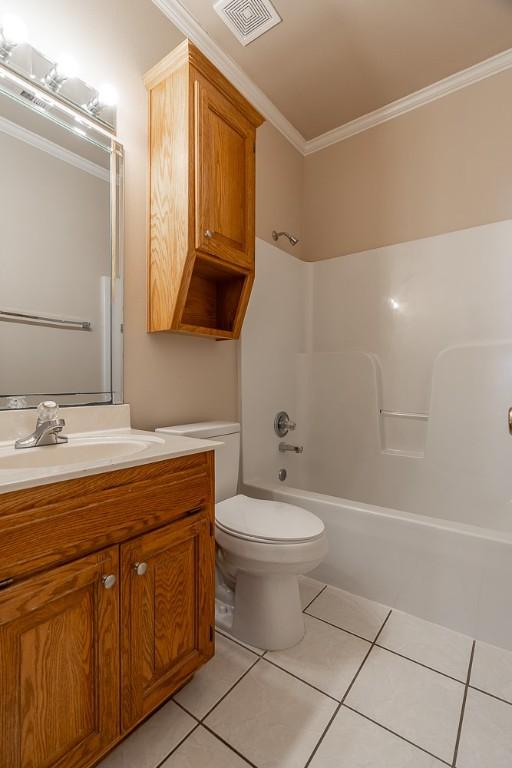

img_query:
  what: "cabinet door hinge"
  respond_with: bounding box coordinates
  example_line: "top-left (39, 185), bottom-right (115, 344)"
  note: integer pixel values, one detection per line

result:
top-left (210, 521), bottom-right (214, 536)
top-left (0, 577), bottom-right (14, 591)
top-left (209, 625), bottom-right (214, 642)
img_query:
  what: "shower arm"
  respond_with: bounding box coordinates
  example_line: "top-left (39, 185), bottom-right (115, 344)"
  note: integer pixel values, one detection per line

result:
top-left (272, 230), bottom-right (299, 247)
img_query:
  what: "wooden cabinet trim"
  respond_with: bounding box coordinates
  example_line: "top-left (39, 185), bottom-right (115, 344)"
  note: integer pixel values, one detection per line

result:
top-left (0, 452), bottom-right (212, 582)
top-left (144, 40), bottom-right (263, 128)
top-left (0, 453), bottom-right (208, 518)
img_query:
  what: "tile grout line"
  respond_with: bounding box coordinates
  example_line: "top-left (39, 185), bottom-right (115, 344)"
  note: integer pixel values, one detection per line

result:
top-left (468, 684), bottom-right (512, 708)
top-left (172, 700), bottom-right (258, 768)
top-left (304, 611), bottom-right (470, 686)
top-left (215, 628), bottom-right (265, 657)
top-left (261, 656), bottom-right (341, 703)
top-left (173, 697), bottom-right (202, 723)
top-left (303, 608), bottom-right (393, 768)
top-left (451, 640), bottom-right (475, 767)
top-left (173, 700), bottom-right (259, 768)
top-left (154, 721), bottom-right (201, 768)
top-left (374, 643), bottom-right (468, 685)
top-left (342, 704), bottom-right (451, 766)
top-left (199, 655), bottom-right (262, 722)
top-left (302, 584), bottom-right (328, 613)
top-left (303, 610), bottom-right (377, 643)
top-left (201, 722), bottom-right (260, 768)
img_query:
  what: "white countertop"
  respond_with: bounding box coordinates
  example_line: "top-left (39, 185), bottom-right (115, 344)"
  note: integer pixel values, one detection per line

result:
top-left (0, 427), bottom-right (221, 495)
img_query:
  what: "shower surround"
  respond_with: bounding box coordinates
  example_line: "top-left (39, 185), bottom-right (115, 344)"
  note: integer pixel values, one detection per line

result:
top-left (241, 225), bottom-right (512, 649)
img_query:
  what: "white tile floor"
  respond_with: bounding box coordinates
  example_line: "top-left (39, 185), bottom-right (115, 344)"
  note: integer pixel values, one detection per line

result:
top-left (99, 577), bottom-right (512, 768)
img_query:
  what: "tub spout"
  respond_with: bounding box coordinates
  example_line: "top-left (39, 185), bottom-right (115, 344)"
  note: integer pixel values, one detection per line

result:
top-left (279, 442), bottom-right (304, 454)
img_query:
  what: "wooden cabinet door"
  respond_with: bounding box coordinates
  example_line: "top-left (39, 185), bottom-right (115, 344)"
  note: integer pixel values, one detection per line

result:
top-left (195, 76), bottom-right (256, 269)
top-left (120, 515), bottom-right (215, 730)
top-left (0, 548), bottom-right (119, 768)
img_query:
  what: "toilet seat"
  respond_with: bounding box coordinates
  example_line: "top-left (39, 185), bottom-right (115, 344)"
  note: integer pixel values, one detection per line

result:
top-left (216, 494), bottom-right (325, 544)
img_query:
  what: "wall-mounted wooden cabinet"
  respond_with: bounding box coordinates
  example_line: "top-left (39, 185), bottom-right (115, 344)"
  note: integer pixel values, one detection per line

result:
top-left (145, 40), bottom-right (263, 340)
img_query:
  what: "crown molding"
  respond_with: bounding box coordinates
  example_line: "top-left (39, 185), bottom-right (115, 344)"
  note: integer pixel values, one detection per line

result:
top-left (0, 115), bottom-right (110, 181)
top-left (152, 0), bottom-right (306, 153)
top-left (303, 48), bottom-right (512, 155)
top-left (152, 1), bottom-right (512, 157)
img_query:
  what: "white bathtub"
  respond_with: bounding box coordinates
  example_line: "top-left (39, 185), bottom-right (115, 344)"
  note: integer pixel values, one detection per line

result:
top-left (242, 481), bottom-right (512, 650)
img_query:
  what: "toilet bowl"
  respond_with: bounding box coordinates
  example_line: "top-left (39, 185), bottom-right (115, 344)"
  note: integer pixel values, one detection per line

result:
top-left (156, 422), bottom-right (327, 650)
top-left (216, 494), bottom-right (327, 649)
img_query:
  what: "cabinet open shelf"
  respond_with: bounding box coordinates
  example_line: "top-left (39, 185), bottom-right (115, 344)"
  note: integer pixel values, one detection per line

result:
top-left (180, 254), bottom-right (253, 339)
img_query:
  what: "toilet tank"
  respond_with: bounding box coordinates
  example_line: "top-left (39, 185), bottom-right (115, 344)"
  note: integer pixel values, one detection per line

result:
top-left (156, 422), bottom-right (240, 503)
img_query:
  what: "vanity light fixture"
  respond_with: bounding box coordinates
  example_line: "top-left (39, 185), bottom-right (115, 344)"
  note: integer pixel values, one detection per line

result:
top-left (44, 53), bottom-right (79, 92)
top-left (0, 13), bottom-right (28, 61)
top-left (0, 30), bottom-right (117, 132)
top-left (85, 83), bottom-right (118, 117)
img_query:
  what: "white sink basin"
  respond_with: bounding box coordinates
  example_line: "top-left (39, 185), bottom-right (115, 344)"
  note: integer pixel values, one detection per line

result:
top-left (0, 436), bottom-right (163, 471)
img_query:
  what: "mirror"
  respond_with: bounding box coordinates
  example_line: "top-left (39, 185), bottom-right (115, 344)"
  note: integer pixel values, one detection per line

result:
top-left (0, 69), bottom-right (123, 410)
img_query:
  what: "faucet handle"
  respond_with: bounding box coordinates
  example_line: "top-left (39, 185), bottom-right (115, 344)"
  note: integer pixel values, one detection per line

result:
top-left (37, 401), bottom-right (60, 423)
top-left (274, 411), bottom-right (297, 437)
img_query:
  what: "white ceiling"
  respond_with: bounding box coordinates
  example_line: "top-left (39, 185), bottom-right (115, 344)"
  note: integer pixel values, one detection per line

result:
top-left (154, 0), bottom-right (512, 151)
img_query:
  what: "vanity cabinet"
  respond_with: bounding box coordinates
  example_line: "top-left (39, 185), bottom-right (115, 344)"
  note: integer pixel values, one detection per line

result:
top-left (0, 451), bottom-right (215, 768)
top-left (0, 548), bottom-right (120, 768)
top-left (121, 514), bottom-right (214, 730)
top-left (145, 40), bottom-right (263, 340)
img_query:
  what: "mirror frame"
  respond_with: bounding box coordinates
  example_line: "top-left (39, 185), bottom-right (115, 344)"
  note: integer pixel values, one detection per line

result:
top-left (0, 60), bottom-right (124, 410)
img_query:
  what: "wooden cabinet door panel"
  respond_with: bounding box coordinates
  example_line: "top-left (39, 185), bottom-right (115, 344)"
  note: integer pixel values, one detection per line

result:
top-left (195, 76), bottom-right (255, 269)
top-left (121, 514), bottom-right (215, 730)
top-left (0, 548), bottom-right (119, 768)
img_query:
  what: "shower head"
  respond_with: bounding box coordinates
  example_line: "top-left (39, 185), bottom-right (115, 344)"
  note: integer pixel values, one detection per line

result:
top-left (272, 230), bottom-right (299, 247)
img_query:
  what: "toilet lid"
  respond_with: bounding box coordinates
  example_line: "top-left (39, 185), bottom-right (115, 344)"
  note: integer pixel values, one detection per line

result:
top-left (215, 494), bottom-right (325, 543)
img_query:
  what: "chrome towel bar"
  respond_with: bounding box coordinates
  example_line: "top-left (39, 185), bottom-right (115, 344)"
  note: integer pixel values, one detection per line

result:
top-left (380, 409), bottom-right (429, 420)
top-left (0, 309), bottom-right (91, 330)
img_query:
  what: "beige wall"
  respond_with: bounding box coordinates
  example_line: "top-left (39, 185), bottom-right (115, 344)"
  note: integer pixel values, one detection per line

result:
top-left (303, 69), bottom-right (512, 260)
top-left (8, 0), bottom-right (304, 429)
top-left (256, 122), bottom-right (305, 258)
top-left (6, 0), bottom-right (511, 426)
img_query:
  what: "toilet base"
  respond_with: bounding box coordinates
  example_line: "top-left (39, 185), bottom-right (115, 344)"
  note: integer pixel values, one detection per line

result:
top-left (231, 571), bottom-right (305, 651)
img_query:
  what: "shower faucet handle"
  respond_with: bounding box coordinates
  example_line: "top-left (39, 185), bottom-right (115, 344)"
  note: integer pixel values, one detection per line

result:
top-left (274, 411), bottom-right (296, 437)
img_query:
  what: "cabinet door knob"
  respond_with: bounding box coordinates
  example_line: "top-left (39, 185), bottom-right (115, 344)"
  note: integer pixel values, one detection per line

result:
top-left (102, 574), bottom-right (117, 589)
top-left (133, 561), bottom-right (148, 576)
top-left (204, 229), bottom-right (213, 239)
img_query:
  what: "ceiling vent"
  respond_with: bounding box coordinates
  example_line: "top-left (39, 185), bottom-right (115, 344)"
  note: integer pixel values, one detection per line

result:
top-left (214, 0), bottom-right (282, 46)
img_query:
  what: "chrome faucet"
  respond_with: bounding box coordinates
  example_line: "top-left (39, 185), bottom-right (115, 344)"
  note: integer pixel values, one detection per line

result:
top-left (15, 401), bottom-right (68, 449)
top-left (279, 442), bottom-right (304, 454)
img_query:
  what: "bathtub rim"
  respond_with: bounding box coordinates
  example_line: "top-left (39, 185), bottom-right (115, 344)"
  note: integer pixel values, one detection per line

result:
top-left (241, 478), bottom-right (512, 546)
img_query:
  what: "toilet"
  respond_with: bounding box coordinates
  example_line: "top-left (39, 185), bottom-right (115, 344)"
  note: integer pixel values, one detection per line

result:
top-left (158, 421), bottom-right (327, 650)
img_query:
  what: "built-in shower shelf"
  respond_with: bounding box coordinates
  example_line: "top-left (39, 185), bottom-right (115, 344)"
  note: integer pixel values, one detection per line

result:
top-left (380, 408), bottom-right (428, 456)
top-left (381, 448), bottom-right (425, 459)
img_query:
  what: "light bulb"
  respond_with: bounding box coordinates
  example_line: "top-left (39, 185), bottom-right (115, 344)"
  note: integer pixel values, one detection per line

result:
top-left (56, 53), bottom-right (79, 80)
top-left (98, 83), bottom-right (118, 107)
top-left (1, 13), bottom-right (28, 45)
